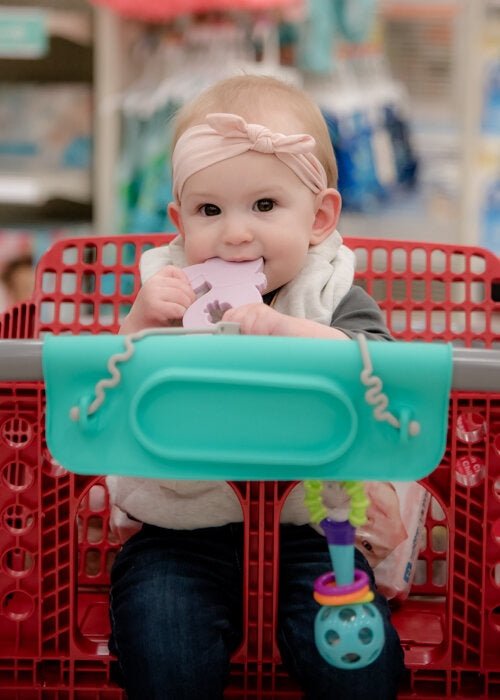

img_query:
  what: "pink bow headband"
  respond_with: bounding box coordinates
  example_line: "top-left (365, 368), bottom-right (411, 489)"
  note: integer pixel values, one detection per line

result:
top-left (172, 112), bottom-right (328, 203)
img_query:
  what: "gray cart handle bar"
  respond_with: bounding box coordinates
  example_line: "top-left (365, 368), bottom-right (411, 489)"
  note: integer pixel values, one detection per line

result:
top-left (0, 335), bottom-right (499, 392)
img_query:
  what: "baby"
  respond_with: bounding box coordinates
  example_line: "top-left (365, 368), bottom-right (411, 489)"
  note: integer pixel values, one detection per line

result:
top-left (108, 74), bottom-right (406, 700)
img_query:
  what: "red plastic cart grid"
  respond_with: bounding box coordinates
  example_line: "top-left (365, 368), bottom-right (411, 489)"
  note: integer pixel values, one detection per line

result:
top-left (0, 234), bottom-right (499, 699)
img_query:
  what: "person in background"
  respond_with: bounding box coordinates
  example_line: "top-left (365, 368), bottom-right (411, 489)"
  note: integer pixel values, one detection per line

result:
top-left (0, 254), bottom-right (35, 309)
top-left (107, 74), bottom-right (406, 700)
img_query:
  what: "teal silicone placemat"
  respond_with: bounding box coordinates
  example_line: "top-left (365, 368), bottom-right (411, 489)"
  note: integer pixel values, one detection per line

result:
top-left (43, 334), bottom-right (452, 481)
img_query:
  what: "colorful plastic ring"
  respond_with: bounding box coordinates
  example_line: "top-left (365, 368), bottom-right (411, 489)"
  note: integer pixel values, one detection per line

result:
top-left (314, 589), bottom-right (374, 607)
top-left (314, 569), bottom-right (369, 596)
top-left (313, 585), bottom-right (370, 607)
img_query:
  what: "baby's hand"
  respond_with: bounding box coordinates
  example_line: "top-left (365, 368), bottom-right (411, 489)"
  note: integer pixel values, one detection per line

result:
top-left (222, 303), bottom-right (297, 336)
top-left (119, 266), bottom-right (196, 334)
top-left (223, 303), bottom-right (350, 339)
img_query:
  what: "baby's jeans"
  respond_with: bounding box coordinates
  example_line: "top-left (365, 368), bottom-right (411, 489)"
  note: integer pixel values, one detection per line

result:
top-left (109, 523), bottom-right (406, 700)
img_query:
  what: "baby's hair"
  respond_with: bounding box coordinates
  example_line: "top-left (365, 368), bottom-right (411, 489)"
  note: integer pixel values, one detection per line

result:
top-left (171, 74), bottom-right (338, 188)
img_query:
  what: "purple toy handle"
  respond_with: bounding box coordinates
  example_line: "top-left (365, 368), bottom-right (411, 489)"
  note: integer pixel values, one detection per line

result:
top-left (321, 518), bottom-right (356, 546)
top-left (182, 257), bottom-right (267, 329)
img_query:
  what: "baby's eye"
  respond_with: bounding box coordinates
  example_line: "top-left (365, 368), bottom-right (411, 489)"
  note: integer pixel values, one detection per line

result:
top-left (200, 203), bottom-right (221, 216)
top-left (254, 198), bottom-right (275, 212)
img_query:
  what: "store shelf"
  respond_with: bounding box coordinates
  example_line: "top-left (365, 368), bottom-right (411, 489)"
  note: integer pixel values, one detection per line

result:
top-left (0, 7), bottom-right (91, 48)
top-left (46, 9), bottom-right (92, 44)
top-left (0, 171), bottom-right (91, 206)
top-left (0, 0), bottom-right (94, 247)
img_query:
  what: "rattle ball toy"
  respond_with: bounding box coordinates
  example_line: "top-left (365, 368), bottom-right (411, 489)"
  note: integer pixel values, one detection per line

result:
top-left (314, 599), bottom-right (385, 669)
top-left (182, 257), bottom-right (267, 328)
top-left (304, 480), bottom-right (385, 669)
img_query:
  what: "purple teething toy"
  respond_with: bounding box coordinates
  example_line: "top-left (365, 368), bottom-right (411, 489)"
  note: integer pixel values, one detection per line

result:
top-left (182, 257), bottom-right (267, 329)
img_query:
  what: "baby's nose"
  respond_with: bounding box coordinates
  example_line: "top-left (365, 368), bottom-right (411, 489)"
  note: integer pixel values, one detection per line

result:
top-left (223, 225), bottom-right (254, 245)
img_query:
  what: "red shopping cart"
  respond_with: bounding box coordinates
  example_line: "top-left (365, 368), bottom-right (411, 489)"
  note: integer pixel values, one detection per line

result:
top-left (0, 234), bottom-right (499, 699)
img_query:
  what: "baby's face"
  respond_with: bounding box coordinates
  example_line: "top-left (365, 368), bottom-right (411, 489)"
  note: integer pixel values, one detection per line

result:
top-left (170, 150), bottom-right (319, 293)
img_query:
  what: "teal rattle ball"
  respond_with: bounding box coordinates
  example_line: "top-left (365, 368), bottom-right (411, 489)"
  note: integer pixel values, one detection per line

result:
top-left (314, 602), bottom-right (384, 669)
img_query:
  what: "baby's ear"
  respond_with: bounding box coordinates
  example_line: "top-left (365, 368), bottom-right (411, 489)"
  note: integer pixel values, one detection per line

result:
top-left (167, 202), bottom-right (184, 236)
top-left (309, 188), bottom-right (342, 246)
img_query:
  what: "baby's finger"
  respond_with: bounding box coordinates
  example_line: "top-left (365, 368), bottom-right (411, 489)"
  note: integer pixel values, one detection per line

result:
top-left (159, 301), bottom-right (190, 322)
top-left (157, 284), bottom-right (195, 310)
top-left (147, 298), bottom-right (190, 324)
top-left (148, 275), bottom-right (196, 305)
top-left (222, 303), bottom-right (256, 322)
top-left (222, 304), bottom-right (262, 334)
top-left (155, 265), bottom-right (192, 284)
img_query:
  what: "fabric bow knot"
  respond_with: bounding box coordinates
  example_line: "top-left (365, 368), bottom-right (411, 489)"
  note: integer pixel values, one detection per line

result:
top-left (205, 113), bottom-right (318, 156)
